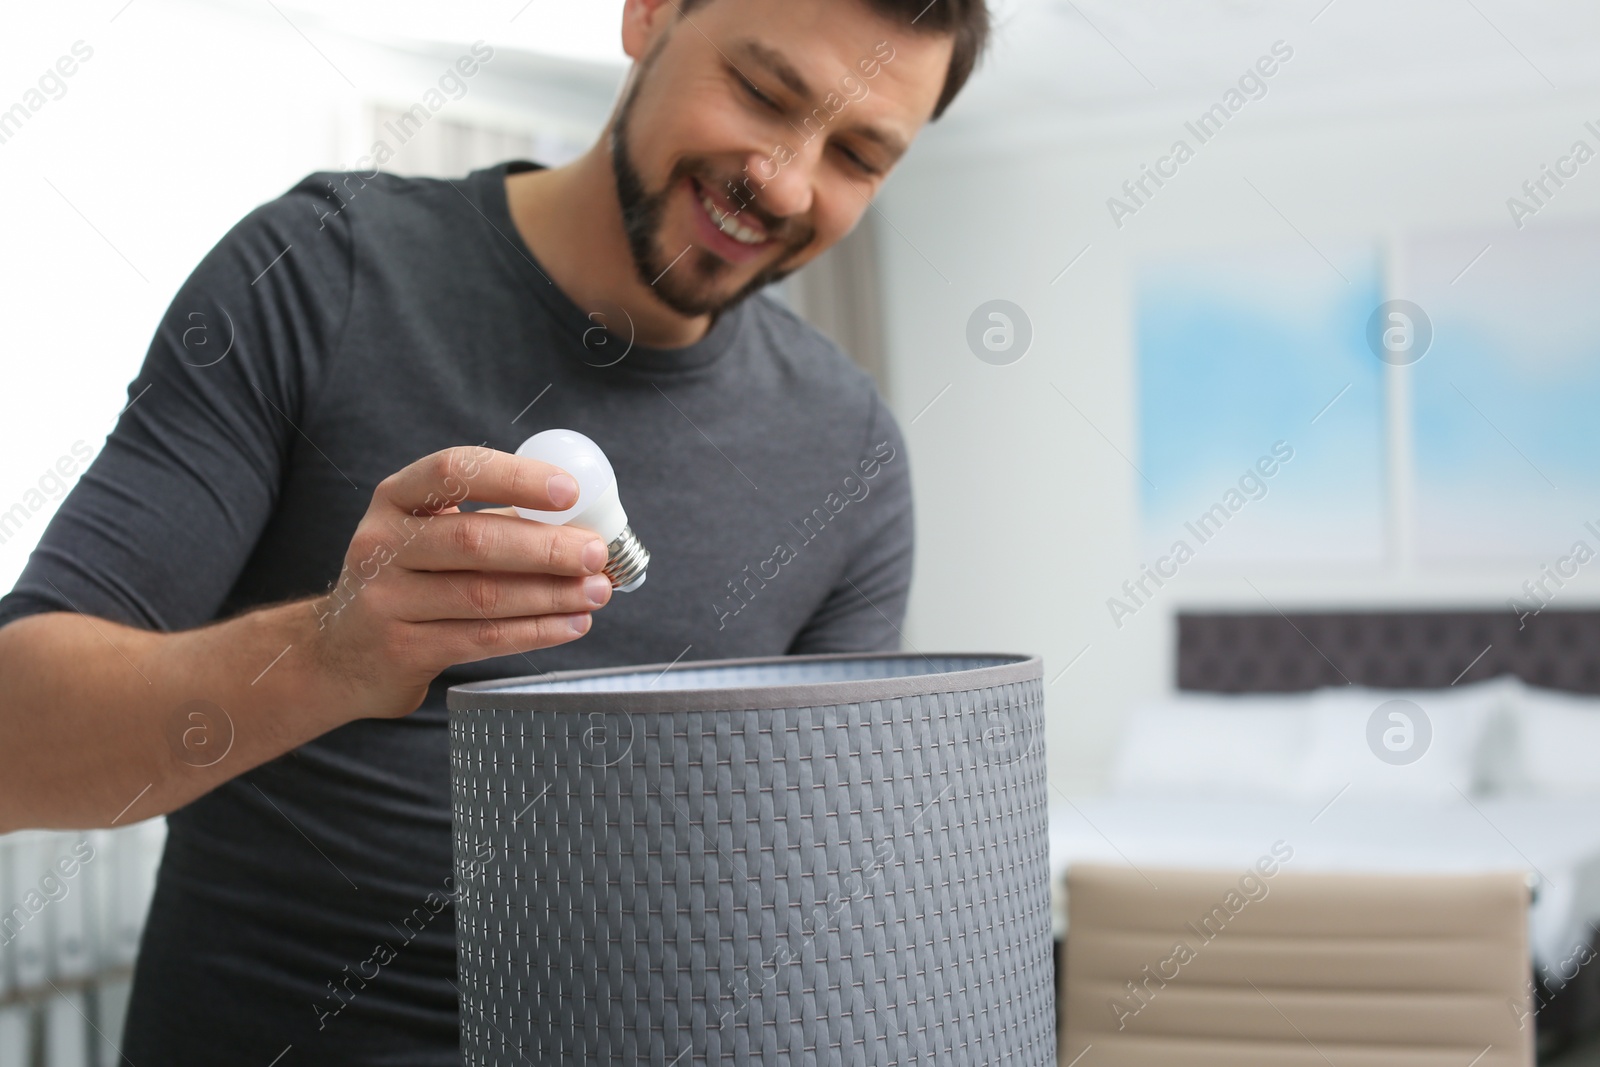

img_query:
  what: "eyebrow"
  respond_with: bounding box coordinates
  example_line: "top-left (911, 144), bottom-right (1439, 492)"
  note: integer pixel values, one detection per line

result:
top-left (734, 39), bottom-right (910, 161)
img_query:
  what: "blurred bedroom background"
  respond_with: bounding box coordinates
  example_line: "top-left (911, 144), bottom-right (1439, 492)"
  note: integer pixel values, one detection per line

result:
top-left (4, 0), bottom-right (1600, 1064)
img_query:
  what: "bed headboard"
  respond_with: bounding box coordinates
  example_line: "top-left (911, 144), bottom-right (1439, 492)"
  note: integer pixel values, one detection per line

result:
top-left (1177, 609), bottom-right (1600, 694)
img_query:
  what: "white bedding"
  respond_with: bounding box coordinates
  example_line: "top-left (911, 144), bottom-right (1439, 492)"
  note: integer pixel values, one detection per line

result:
top-left (1048, 795), bottom-right (1600, 977)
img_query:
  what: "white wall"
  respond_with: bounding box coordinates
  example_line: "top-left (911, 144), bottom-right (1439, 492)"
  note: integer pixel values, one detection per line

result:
top-left (877, 90), bottom-right (1600, 793)
top-left (0, 0), bottom-right (620, 591)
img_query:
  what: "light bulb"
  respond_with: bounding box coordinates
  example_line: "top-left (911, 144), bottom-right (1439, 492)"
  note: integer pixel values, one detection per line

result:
top-left (513, 429), bottom-right (650, 592)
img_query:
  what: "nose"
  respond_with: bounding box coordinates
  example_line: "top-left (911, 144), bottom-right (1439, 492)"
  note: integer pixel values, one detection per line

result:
top-left (743, 145), bottom-right (815, 222)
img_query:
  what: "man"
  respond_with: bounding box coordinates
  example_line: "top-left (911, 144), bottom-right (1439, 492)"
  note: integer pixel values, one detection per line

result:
top-left (0, 0), bottom-right (989, 1061)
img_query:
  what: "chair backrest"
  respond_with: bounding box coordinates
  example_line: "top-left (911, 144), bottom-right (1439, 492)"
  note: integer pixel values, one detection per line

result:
top-left (1061, 863), bottom-right (1533, 1067)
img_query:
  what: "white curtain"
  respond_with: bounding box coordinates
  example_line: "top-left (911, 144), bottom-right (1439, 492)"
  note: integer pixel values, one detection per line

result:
top-left (370, 105), bottom-right (585, 178)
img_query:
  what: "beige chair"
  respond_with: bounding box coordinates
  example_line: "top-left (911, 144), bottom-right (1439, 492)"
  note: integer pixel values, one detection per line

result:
top-left (1061, 864), bottom-right (1533, 1067)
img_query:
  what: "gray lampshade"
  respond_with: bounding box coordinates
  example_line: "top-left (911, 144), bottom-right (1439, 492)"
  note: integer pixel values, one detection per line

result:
top-left (448, 651), bottom-right (1053, 1065)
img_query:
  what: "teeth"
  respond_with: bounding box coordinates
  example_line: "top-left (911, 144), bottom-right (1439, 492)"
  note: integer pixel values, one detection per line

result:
top-left (700, 191), bottom-right (766, 245)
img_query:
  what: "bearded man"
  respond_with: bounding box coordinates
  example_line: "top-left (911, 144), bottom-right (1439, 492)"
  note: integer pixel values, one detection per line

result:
top-left (0, 1), bottom-right (990, 1061)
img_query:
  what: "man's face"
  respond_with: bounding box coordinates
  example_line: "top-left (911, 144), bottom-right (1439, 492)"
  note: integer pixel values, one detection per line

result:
top-left (612, 0), bottom-right (953, 319)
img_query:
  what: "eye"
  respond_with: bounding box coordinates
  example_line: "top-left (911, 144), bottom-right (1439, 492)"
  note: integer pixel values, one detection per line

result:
top-left (739, 78), bottom-right (780, 113)
top-left (835, 144), bottom-right (880, 176)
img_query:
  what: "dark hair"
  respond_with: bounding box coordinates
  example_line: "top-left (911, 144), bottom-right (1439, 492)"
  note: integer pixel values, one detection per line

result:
top-left (677, 0), bottom-right (990, 120)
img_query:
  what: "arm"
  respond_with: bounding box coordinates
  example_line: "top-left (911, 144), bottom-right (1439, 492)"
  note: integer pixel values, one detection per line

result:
top-left (0, 174), bottom-right (613, 831)
top-left (0, 446), bottom-right (614, 832)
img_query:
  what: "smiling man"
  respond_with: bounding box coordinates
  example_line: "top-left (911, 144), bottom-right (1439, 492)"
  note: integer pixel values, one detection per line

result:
top-left (0, 0), bottom-right (989, 1063)
top-left (514, 0), bottom-right (978, 340)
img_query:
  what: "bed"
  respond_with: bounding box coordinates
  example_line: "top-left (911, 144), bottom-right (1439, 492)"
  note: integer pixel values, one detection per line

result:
top-left (1051, 608), bottom-right (1600, 1057)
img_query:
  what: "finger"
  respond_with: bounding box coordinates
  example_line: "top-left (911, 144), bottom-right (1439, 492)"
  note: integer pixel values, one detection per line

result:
top-left (418, 611), bottom-right (593, 665)
top-left (392, 571), bottom-right (612, 623)
top-left (376, 446), bottom-right (580, 517)
top-left (392, 511), bottom-right (608, 576)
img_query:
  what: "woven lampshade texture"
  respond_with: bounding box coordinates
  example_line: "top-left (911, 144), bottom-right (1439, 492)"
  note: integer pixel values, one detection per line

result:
top-left (448, 651), bottom-right (1052, 1066)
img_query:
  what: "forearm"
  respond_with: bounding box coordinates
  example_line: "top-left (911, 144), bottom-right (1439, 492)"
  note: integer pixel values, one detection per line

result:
top-left (0, 447), bottom-right (614, 832)
top-left (0, 598), bottom-right (355, 832)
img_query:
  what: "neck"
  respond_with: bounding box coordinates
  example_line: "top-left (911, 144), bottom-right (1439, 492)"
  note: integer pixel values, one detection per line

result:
top-left (503, 135), bottom-right (714, 349)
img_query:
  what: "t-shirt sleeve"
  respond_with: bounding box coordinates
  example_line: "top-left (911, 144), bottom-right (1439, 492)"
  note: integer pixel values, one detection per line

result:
top-left (0, 174), bottom-right (353, 634)
top-left (787, 390), bottom-right (915, 655)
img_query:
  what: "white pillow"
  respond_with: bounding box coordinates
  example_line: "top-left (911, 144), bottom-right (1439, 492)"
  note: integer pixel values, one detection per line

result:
top-left (1502, 683), bottom-right (1600, 797)
top-left (1107, 693), bottom-right (1316, 800)
top-left (1298, 679), bottom-right (1516, 802)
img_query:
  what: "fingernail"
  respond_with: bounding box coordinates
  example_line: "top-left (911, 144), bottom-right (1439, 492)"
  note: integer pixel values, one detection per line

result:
top-left (547, 473), bottom-right (579, 509)
top-left (568, 613), bottom-right (592, 634)
top-left (582, 539), bottom-right (608, 573)
top-left (584, 575), bottom-right (611, 606)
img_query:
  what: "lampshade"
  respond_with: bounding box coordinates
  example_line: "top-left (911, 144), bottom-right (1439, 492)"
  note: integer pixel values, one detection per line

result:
top-left (448, 651), bottom-right (1053, 1065)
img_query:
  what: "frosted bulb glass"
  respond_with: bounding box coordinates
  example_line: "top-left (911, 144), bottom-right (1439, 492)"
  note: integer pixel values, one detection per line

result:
top-left (514, 429), bottom-right (649, 592)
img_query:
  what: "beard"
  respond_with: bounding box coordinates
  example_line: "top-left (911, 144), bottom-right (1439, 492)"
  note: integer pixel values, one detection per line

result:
top-left (608, 49), bottom-right (815, 320)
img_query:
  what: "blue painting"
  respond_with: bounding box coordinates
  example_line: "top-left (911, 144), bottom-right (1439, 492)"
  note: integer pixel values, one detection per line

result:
top-left (1136, 244), bottom-right (1387, 564)
top-left (1405, 226), bottom-right (1600, 563)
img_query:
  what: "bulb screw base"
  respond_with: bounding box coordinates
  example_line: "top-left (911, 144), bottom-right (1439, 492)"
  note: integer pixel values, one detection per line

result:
top-left (604, 524), bottom-right (650, 592)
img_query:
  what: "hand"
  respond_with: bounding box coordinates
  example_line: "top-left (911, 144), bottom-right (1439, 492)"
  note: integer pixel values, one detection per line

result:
top-left (307, 445), bottom-right (613, 719)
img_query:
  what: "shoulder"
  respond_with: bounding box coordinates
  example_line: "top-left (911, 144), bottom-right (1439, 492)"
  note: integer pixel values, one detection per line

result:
top-left (189, 170), bottom-right (380, 292)
top-left (199, 166), bottom-right (476, 319)
top-left (744, 292), bottom-right (906, 449)
top-left (234, 166), bottom-right (488, 249)
top-left (261, 167), bottom-right (455, 239)
top-left (742, 292), bottom-right (882, 405)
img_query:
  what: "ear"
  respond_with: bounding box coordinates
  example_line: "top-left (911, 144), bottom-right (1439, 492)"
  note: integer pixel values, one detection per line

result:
top-left (621, 0), bottom-right (682, 62)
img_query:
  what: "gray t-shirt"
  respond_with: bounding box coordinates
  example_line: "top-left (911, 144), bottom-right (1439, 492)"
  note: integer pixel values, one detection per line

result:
top-left (0, 160), bottom-right (913, 1064)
